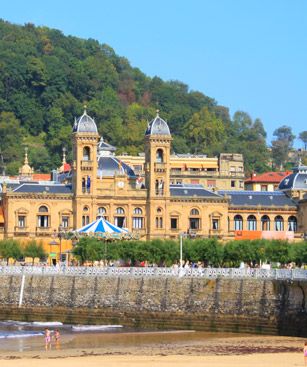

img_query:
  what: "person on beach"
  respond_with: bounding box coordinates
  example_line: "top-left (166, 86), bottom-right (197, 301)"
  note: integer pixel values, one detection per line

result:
top-left (44, 328), bottom-right (51, 350)
top-left (54, 328), bottom-right (61, 349)
top-left (304, 342), bottom-right (307, 366)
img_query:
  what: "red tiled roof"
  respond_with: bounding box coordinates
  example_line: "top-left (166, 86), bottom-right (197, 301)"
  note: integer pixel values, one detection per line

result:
top-left (63, 163), bottom-right (71, 172)
top-left (245, 171), bottom-right (291, 184)
top-left (32, 173), bottom-right (51, 181)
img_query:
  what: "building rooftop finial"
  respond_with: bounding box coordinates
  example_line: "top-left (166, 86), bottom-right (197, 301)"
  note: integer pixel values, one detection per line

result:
top-left (83, 104), bottom-right (87, 114)
top-left (62, 147), bottom-right (67, 165)
top-left (24, 147), bottom-right (29, 165)
top-left (156, 109), bottom-right (160, 117)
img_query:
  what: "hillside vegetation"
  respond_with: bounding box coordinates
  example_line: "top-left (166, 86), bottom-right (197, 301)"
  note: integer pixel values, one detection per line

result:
top-left (0, 19), bottom-right (282, 175)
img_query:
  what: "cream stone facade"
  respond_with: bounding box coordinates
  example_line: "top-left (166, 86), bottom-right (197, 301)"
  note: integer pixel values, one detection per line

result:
top-left (118, 152), bottom-right (245, 190)
top-left (0, 110), bottom-right (306, 262)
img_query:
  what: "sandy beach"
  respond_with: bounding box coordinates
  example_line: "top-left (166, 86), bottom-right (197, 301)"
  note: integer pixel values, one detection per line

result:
top-left (0, 333), bottom-right (304, 367)
top-left (0, 353), bottom-right (303, 367)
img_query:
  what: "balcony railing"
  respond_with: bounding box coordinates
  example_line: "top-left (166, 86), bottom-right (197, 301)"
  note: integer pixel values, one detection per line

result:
top-left (36, 227), bottom-right (52, 236)
top-left (154, 162), bottom-right (166, 172)
top-left (80, 160), bottom-right (93, 170)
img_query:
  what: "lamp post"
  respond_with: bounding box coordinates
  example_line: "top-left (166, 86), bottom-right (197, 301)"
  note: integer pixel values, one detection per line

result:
top-left (49, 231), bottom-right (58, 266)
top-left (179, 232), bottom-right (187, 277)
top-left (58, 225), bottom-right (64, 265)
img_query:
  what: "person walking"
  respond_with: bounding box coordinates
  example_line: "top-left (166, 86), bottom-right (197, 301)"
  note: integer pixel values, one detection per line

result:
top-left (44, 328), bottom-right (51, 350)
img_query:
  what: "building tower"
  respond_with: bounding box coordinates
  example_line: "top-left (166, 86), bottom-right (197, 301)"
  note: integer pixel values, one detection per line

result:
top-left (19, 147), bottom-right (34, 178)
top-left (145, 111), bottom-right (172, 238)
top-left (72, 107), bottom-right (100, 228)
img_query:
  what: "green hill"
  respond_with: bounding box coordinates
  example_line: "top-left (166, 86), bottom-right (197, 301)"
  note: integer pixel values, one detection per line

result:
top-left (0, 19), bottom-right (270, 175)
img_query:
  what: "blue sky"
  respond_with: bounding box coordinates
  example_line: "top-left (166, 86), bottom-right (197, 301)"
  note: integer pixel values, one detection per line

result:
top-left (2, 0), bottom-right (307, 147)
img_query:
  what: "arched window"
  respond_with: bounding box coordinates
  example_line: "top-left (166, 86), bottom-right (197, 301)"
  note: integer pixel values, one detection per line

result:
top-left (37, 206), bottom-right (49, 228)
top-left (261, 215), bottom-right (270, 231)
top-left (156, 208), bottom-right (163, 229)
top-left (98, 207), bottom-right (106, 215)
top-left (115, 207), bottom-right (125, 214)
top-left (39, 205), bottom-right (48, 213)
top-left (234, 215), bottom-right (243, 230)
top-left (288, 216), bottom-right (297, 231)
top-left (156, 149), bottom-right (164, 163)
top-left (133, 208), bottom-right (142, 215)
top-left (83, 146), bottom-right (90, 161)
top-left (190, 208), bottom-right (199, 216)
top-left (247, 215), bottom-right (257, 231)
top-left (97, 207), bottom-right (107, 220)
top-left (274, 215), bottom-right (284, 231)
top-left (133, 208), bottom-right (144, 229)
top-left (155, 179), bottom-right (164, 195)
top-left (82, 206), bottom-right (90, 226)
top-left (115, 207), bottom-right (125, 228)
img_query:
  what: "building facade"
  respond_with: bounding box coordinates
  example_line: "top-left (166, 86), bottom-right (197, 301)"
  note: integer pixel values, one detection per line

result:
top-left (0, 110), bottom-right (305, 261)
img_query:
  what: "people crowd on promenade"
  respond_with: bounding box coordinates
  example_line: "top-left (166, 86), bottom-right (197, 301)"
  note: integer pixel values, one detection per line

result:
top-left (0, 258), bottom-right (305, 269)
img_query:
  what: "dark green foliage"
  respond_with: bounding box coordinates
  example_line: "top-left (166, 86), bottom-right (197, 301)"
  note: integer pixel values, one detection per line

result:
top-left (271, 126), bottom-right (295, 170)
top-left (0, 20), bottom-right (272, 175)
top-left (0, 239), bottom-right (23, 264)
top-left (72, 237), bottom-right (103, 264)
top-left (71, 237), bottom-right (307, 267)
top-left (23, 240), bottom-right (47, 264)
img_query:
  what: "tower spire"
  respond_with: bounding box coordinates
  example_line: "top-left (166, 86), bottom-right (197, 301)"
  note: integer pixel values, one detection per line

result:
top-left (62, 147), bottom-right (67, 165)
top-left (24, 147), bottom-right (29, 165)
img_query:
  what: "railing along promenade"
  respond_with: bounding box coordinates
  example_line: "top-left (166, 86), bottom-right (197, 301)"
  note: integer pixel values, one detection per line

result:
top-left (0, 265), bottom-right (307, 280)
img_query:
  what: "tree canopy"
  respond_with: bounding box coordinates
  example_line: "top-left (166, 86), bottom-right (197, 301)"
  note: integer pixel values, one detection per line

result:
top-left (0, 19), bottom-right (301, 176)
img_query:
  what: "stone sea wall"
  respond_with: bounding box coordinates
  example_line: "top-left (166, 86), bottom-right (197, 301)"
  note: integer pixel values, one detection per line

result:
top-left (0, 275), bottom-right (306, 336)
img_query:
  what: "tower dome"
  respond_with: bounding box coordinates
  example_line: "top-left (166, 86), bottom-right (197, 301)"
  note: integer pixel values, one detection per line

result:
top-left (279, 165), bottom-right (307, 191)
top-left (73, 107), bottom-right (98, 133)
top-left (145, 110), bottom-right (171, 136)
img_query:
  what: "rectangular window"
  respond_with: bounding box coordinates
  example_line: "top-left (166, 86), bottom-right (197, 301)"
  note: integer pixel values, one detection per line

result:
top-left (115, 216), bottom-right (125, 228)
top-left (171, 218), bottom-right (178, 230)
top-left (207, 180), bottom-right (216, 188)
top-left (133, 165), bottom-right (143, 173)
top-left (82, 215), bottom-right (89, 226)
top-left (212, 219), bottom-right (219, 230)
top-left (18, 216), bottom-right (25, 228)
top-left (155, 216), bottom-right (163, 229)
top-left (231, 180), bottom-right (236, 188)
top-left (171, 168), bottom-right (182, 173)
top-left (37, 215), bottom-right (49, 228)
top-left (133, 217), bottom-right (143, 229)
top-left (61, 216), bottom-right (69, 228)
top-left (189, 218), bottom-right (200, 230)
top-left (261, 185), bottom-right (268, 191)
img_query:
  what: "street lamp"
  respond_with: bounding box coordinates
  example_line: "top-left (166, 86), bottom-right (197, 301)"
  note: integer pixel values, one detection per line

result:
top-left (58, 225), bottom-right (64, 265)
top-left (179, 232), bottom-right (187, 277)
top-left (49, 231), bottom-right (58, 266)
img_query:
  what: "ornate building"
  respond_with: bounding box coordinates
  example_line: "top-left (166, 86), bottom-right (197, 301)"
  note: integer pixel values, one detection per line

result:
top-left (0, 109), bottom-right (305, 262)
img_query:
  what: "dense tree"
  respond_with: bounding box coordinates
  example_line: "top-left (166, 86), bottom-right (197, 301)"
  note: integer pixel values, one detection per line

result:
top-left (271, 126), bottom-right (295, 170)
top-left (23, 240), bottom-right (47, 264)
top-left (72, 237), bottom-right (103, 264)
top-left (0, 19), bottom-right (278, 176)
top-left (0, 240), bottom-right (22, 265)
top-left (184, 107), bottom-right (226, 155)
top-left (299, 131), bottom-right (307, 150)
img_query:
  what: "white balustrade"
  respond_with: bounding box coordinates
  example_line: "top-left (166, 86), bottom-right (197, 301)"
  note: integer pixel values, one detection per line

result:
top-left (0, 265), bottom-right (306, 280)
